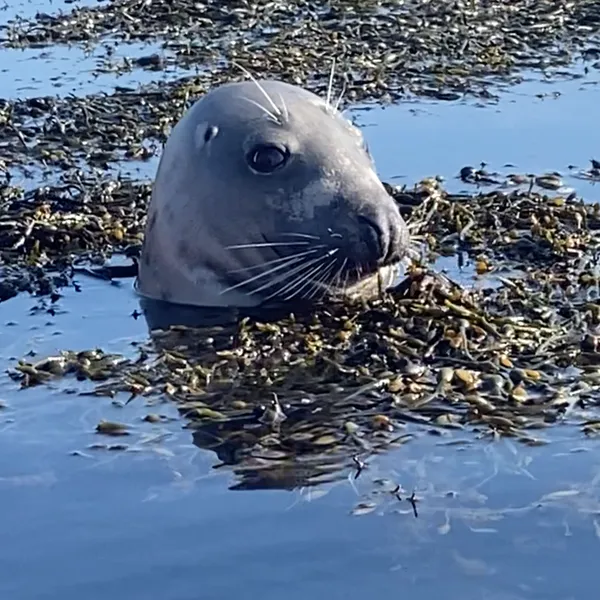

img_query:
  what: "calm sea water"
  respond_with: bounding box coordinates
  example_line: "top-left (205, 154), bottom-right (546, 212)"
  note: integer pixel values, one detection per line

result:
top-left (1, 4), bottom-right (600, 599)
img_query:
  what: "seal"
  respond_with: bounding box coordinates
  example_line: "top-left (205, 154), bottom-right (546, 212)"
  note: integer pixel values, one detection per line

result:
top-left (136, 77), bottom-right (411, 311)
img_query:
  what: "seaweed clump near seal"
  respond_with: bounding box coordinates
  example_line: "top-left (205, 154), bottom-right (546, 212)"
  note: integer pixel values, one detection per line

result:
top-left (9, 175), bottom-right (600, 491)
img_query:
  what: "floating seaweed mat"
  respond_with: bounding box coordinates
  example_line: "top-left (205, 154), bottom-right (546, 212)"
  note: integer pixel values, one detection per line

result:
top-left (3, 0), bottom-right (600, 174)
top-left (7, 174), bottom-right (600, 490)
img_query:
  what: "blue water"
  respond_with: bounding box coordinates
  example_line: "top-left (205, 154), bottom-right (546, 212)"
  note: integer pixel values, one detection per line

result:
top-left (0, 41), bottom-right (189, 99)
top-left (0, 0), bottom-right (103, 23)
top-left (360, 70), bottom-right (600, 202)
top-left (2, 2), bottom-right (600, 599)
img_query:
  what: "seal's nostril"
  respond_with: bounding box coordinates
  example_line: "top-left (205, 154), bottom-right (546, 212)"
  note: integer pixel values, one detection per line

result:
top-left (357, 215), bottom-right (385, 262)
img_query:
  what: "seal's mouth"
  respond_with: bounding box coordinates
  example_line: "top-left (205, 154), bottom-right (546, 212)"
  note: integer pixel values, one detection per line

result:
top-left (332, 211), bottom-right (409, 279)
top-left (265, 229), bottom-right (399, 299)
top-left (222, 216), bottom-right (410, 305)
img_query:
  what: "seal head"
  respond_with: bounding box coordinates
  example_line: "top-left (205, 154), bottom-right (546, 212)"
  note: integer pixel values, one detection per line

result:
top-left (137, 79), bottom-right (410, 308)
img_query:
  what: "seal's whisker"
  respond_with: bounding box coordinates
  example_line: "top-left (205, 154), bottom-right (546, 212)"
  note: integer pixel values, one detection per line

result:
top-left (220, 252), bottom-right (318, 295)
top-left (325, 257), bottom-right (346, 287)
top-left (313, 260), bottom-right (340, 302)
top-left (277, 92), bottom-right (289, 122)
top-left (295, 260), bottom-right (337, 301)
top-left (335, 258), bottom-right (348, 287)
top-left (298, 260), bottom-right (332, 298)
top-left (227, 247), bottom-right (324, 274)
top-left (263, 251), bottom-right (337, 300)
top-left (253, 253), bottom-right (331, 297)
top-left (341, 269), bottom-right (350, 295)
top-left (225, 241), bottom-right (310, 250)
top-left (279, 249), bottom-right (339, 300)
top-left (278, 258), bottom-right (333, 301)
top-left (325, 58), bottom-right (336, 110)
top-left (308, 258), bottom-right (342, 300)
top-left (279, 232), bottom-right (322, 241)
top-left (334, 82), bottom-right (347, 113)
top-left (321, 264), bottom-right (342, 301)
top-left (305, 258), bottom-right (340, 300)
top-left (407, 221), bottom-right (423, 232)
top-left (241, 97), bottom-right (280, 124)
top-left (232, 61), bottom-right (284, 123)
top-left (329, 257), bottom-right (348, 293)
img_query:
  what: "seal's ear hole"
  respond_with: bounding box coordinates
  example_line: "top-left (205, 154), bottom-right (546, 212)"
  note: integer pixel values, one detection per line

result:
top-left (204, 125), bottom-right (219, 144)
top-left (246, 144), bottom-right (289, 175)
top-left (195, 123), bottom-right (219, 149)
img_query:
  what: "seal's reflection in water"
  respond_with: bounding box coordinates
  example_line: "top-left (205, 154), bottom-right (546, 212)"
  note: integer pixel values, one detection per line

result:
top-left (138, 292), bottom-right (365, 492)
top-left (138, 291), bottom-right (317, 331)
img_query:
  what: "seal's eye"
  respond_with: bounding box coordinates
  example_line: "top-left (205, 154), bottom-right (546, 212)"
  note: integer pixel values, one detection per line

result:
top-left (247, 144), bottom-right (289, 174)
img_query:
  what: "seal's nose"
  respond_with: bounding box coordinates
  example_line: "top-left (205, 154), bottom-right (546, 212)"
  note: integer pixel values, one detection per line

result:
top-left (357, 215), bottom-right (386, 264)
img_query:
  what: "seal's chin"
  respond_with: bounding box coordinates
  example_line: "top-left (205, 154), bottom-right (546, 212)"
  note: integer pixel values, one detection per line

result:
top-left (323, 263), bottom-right (402, 304)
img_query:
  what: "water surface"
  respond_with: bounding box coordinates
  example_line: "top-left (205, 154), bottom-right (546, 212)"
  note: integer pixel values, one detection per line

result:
top-left (1, 4), bottom-right (600, 599)
top-left (360, 70), bottom-right (600, 202)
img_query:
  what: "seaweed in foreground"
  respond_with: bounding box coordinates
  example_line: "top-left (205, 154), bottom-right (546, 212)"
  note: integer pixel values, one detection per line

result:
top-left (8, 264), bottom-right (600, 491)
top-left (8, 175), bottom-right (600, 490)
